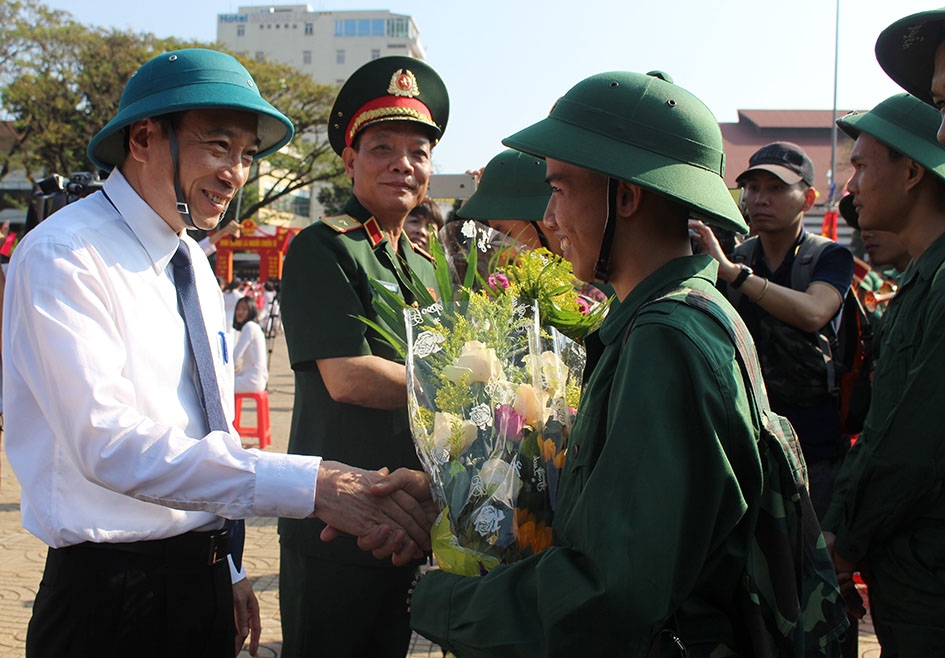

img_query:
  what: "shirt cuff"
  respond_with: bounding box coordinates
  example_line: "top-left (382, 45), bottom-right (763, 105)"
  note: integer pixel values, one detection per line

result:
top-left (254, 452), bottom-right (321, 518)
top-left (228, 555), bottom-right (246, 583)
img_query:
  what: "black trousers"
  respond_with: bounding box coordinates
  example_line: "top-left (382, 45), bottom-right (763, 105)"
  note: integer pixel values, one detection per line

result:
top-left (279, 544), bottom-right (417, 658)
top-left (27, 532), bottom-right (235, 658)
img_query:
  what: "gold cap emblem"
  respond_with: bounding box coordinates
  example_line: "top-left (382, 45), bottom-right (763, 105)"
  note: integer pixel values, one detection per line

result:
top-left (388, 69), bottom-right (420, 98)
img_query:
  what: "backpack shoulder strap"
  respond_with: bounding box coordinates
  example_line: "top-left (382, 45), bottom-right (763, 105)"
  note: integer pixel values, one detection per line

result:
top-left (730, 236), bottom-right (758, 265)
top-left (791, 233), bottom-right (831, 292)
top-left (627, 287), bottom-right (771, 416)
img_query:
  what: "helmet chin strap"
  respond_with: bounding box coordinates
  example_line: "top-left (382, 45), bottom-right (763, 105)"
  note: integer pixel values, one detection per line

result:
top-left (593, 177), bottom-right (620, 283)
top-left (166, 124), bottom-right (195, 229)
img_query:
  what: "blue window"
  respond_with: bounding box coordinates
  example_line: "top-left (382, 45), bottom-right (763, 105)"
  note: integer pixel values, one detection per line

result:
top-left (372, 19), bottom-right (385, 35)
top-left (357, 19), bottom-right (370, 35)
top-left (334, 20), bottom-right (343, 36)
top-left (344, 19), bottom-right (356, 36)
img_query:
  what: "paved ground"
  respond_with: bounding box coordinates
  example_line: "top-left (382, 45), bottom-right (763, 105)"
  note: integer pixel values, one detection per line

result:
top-left (0, 331), bottom-right (878, 657)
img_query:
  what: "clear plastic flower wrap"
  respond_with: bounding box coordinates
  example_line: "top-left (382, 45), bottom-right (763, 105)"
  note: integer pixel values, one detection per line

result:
top-left (405, 295), bottom-right (582, 575)
top-left (357, 220), bottom-right (608, 575)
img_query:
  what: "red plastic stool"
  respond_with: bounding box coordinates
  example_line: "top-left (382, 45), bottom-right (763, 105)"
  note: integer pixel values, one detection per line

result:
top-left (234, 391), bottom-right (271, 449)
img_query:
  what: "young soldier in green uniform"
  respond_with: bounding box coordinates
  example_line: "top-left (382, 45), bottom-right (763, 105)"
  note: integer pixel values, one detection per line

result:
top-left (278, 56), bottom-right (447, 658)
top-left (457, 148), bottom-right (561, 255)
top-left (407, 71), bottom-right (766, 656)
top-left (823, 93), bottom-right (945, 657)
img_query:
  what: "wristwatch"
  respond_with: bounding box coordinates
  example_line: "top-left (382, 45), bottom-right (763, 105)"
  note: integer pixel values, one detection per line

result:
top-left (731, 264), bottom-right (753, 289)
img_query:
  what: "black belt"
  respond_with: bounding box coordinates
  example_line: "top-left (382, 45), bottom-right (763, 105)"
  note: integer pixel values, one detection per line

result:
top-left (64, 529), bottom-right (230, 566)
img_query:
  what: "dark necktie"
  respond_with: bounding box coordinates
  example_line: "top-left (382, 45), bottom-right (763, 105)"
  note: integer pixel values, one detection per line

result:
top-left (171, 240), bottom-right (245, 571)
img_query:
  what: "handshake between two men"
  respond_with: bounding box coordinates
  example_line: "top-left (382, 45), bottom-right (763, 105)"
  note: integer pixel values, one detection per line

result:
top-left (315, 462), bottom-right (435, 566)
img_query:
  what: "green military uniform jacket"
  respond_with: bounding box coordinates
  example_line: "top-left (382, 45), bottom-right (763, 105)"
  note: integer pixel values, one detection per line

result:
top-left (411, 255), bottom-right (762, 657)
top-left (824, 231), bottom-right (945, 629)
top-left (278, 196), bottom-right (436, 565)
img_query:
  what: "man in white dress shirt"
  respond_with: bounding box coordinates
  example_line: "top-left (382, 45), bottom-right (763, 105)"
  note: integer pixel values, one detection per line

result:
top-left (2, 48), bottom-right (433, 658)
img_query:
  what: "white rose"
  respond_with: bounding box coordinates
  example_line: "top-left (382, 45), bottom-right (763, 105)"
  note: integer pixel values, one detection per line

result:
top-left (540, 351), bottom-right (569, 396)
top-left (432, 412), bottom-right (478, 458)
top-left (454, 340), bottom-right (504, 383)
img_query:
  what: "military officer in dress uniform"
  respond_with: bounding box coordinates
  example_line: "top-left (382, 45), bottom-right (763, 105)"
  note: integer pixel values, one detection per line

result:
top-left (277, 56), bottom-right (447, 658)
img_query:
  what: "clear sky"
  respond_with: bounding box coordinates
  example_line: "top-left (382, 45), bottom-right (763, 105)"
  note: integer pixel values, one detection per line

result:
top-left (43, 0), bottom-right (938, 174)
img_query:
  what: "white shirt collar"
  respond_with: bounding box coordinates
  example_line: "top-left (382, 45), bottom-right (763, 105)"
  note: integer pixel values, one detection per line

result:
top-left (103, 168), bottom-right (182, 275)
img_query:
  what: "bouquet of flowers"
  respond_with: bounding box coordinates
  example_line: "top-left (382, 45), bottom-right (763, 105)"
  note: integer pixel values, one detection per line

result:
top-left (361, 220), bottom-right (610, 575)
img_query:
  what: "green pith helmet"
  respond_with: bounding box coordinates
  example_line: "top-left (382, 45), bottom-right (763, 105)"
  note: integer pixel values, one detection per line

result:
top-left (328, 55), bottom-right (449, 156)
top-left (875, 9), bottom-right (945, 105)
top-left (456, 149), bottom-right (550, 221)
top-left (837, 93), bottom-right (945, 185)
top-left (502, 70), bottom-right (747, 235)
top-left (88, 48), bottom-right (295, 170)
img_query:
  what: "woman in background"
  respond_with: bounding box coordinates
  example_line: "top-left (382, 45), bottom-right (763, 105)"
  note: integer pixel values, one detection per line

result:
top-left (232, 296), bottom-right (269, 393)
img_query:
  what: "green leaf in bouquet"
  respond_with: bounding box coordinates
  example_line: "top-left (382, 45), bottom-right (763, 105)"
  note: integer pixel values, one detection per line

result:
top-left (352, 314), bottom-right (407, 359)
top-left (431, 508), bottom-right (500, 576)
top-left (431, 231), bottom-right (456, 304)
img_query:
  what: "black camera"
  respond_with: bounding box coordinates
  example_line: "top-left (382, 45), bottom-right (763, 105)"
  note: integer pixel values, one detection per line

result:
top-left (26, 172), bottom-right (104, 234)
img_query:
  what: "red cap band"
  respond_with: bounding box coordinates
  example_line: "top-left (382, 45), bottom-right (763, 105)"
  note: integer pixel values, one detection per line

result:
top-left (345, 95), bottom-right (436, 147)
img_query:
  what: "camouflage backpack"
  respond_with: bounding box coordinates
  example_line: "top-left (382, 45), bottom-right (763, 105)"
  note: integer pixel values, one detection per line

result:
top-left (638, 288), bottom-right (848, 657)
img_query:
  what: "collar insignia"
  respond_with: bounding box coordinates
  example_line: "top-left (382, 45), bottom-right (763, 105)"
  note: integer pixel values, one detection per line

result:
top-left (363, 216), bottom-right (384, 248)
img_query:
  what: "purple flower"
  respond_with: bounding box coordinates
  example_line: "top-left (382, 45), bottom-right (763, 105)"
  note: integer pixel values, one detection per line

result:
top-left (495, 404), bottom-right (526, 442)
top-left (487, 272), bottom-right (510, 293)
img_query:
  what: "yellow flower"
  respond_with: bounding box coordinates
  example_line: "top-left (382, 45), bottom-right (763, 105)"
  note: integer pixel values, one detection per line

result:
top-left (514, 383), bottom-right (549, 426)
top-left (515, 508), bottom-right (554, 553)
top-left (540, 437), bottom-right (567, 469)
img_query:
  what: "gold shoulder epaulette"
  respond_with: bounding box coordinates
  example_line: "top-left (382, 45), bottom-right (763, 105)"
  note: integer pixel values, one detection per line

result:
top-left (320, 213), bottom-right (362, 233)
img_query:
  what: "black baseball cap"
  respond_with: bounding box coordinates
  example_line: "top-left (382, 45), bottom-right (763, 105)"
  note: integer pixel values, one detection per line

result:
top-left (736, 141), bottom-right (815, 187)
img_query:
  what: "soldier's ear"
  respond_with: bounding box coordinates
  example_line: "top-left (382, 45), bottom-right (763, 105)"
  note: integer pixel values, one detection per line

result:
top-left (903, 158), bottom-right (925, 193)
top-left (616, 180), bottom-right (643, 218)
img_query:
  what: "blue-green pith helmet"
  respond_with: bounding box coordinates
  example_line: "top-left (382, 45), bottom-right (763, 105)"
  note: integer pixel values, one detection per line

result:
top-left (88, 48), bottom-right (295, 171)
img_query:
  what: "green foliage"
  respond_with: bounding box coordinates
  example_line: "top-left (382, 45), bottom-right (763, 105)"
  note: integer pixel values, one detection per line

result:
top-left (0, 0), bottom-right (345, 223)
top-left (315, 175), bottom-right (353, 216)
top-left (497, 247), bottom-right (611, 342)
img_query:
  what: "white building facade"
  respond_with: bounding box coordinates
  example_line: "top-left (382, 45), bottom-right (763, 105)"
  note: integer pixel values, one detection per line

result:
top-left (216, 5), bottom-right (426, 86)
